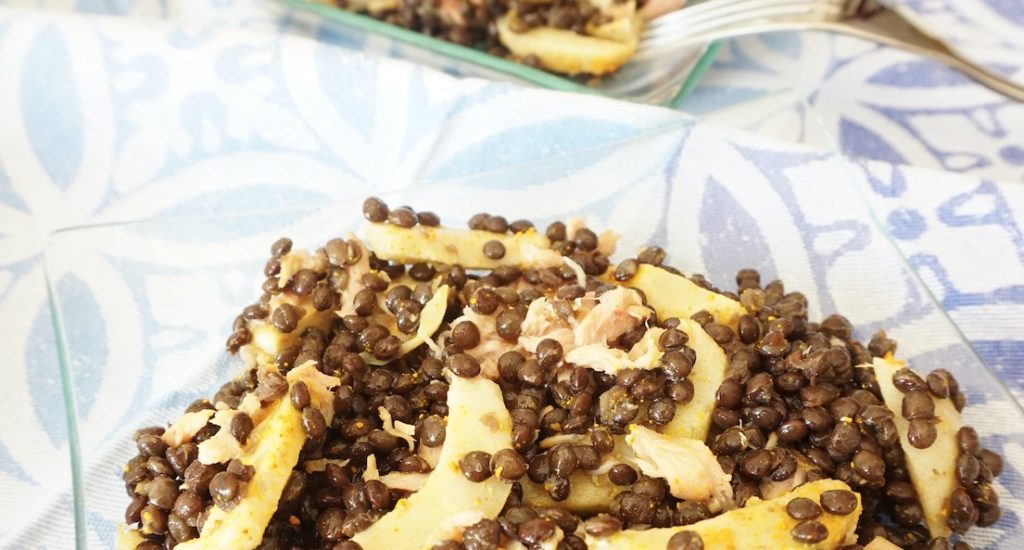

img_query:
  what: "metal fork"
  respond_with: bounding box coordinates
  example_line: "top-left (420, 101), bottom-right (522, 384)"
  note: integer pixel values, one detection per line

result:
top-left (601, 0), bottom-right (1024, 103)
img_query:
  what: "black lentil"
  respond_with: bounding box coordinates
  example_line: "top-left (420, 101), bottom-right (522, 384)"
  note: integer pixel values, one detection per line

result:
top-left (460, 451), bottom-right (493, 482)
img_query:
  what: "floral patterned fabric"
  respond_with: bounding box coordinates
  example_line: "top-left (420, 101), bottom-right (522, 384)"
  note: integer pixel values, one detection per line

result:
top-left (0, 1), bottom-right (1021, 548)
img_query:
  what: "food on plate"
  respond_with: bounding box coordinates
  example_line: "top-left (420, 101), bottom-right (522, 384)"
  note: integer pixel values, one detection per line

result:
top-left (119, 197), bottom-right (1004, 549)
top-left (315, 0), bottom-right (684, 76)
top-left (585, 479), bottom-right (862, 549)
top-left (495, 5), bottom-right (641, 76)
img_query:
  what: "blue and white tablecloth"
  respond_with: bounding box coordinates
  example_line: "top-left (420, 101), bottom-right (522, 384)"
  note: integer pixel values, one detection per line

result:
top-left (0, 0), bottom-right (1022, 548)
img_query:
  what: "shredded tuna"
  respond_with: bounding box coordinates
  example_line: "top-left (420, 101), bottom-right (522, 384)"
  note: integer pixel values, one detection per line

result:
top-left (287, 361), bottom-right (341, 423)
top-left (198, 410), bottom-right (244, 464)
top-left (596, 229), bottom-right (619, 258)
top-left (336, 236), bottom-right (373, 318)
top-left (277, 250), bottom-right (328, 288)
top-left (572, 287), bottom-right (651, 348)
top-left (236, 393), bottom-right (268, 425)
top-left (626, 425), bottom-right (734, 512)
top-left (519, 299), bottom-right (575, 353)
top-left (379, 406), bottom-right (416, 449)
top-left (161, 409), bottom-right (215, 447)
top-left (563, 257), bottom-right (587, 288)
top-left (457, 281), bottom-right (649, 381)
top-left (450, 308), bottom-right (518, 379)
top-left (564, 327), bottom-right (664, 375)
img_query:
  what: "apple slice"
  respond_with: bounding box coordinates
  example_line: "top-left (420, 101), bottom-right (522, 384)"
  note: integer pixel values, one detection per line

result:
top-left (585, 479), bottom-right (862, 550)
top-left (521, 470), bottom-right (625, 514)
top-left (247, 298), bottom-right (335, 361)
top-left (663, 318), bottom-right (728, 441)
top-left (496, 15), bottom-right (637, 76)
top-left (174, 366), bottom-right (338, 550)
top-left (363, 222), bottom-right (562, 270)
top-left (120, 366), bottom-right (337, 550)
top-left (116, 525), bottom-right (145, 550)
top-left (623, 264), bottom-right (745, 330)
top-left (174, 396), bottom-right (302, 550)
top-left (352, 375), bottom-right (514, 548)
top-left (869, 356), bottom-right (961, 538)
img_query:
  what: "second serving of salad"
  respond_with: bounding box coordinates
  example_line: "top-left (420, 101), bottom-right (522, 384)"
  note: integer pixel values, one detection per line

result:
top-left (312, 0), bottom-right (686, 76)
top-left (118, 197), bottom-right (1004, 550)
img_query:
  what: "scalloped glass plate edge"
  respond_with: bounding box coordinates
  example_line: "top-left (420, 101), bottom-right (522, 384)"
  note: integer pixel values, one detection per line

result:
top-left (280, 0), bottom-right (719, 105)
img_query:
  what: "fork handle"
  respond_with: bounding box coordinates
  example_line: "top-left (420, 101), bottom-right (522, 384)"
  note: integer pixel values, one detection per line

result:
top-left (829, 10), bottom-right (1024, 102)
top-left (672, 7), bottom-right (1024, 102)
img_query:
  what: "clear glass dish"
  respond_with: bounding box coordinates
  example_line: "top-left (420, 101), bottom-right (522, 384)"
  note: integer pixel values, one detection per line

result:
top-left (282, 0), bottom-right (720, 107)
top-left (42, 123), bottom-right (1022, 548)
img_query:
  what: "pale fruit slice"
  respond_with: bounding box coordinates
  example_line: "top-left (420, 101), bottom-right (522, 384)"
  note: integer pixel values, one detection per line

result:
top-left (870, 356), bottom-right (961, 538)
top-left (521, 471), bottom-right (624, 514)
top-left (161, 409), bottom-right (215, 447)
top-left (116, 525), bottom-right (145, 550)
top-left (364, 221), bottom-right (562, 270)
top-left (663, 318), bottom-right (728, 441)
top-left (119, 394), bottom-right (306, 550)
top-left (585, 479), bottom-right (862, 550)
top-left (496, 15), bottom-right (637, 76)
top-left (122, 362), bottom-right (339, 544)
top-left (248, 298), bottom-right (334, 359)
top-left (586, 13), bottom-right (642, 43)
top-left (352, 376), bottom-right (514, 548)
top-left (175, 366), bottom-right (338, 550)
top-left (626, 425), bottom-right (732, 512)
top-left (522, 433), bottom-right (634, 512)
top-left (624, 264), bottom-right (745, 330)
top-left (175, 396), bottom-right (302, 549)
top-left (120, 370), bottom-right (319, 550)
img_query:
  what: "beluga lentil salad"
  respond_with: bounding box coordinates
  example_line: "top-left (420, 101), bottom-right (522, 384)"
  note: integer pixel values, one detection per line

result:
top-left (119, 197), bottom-right (1005, 550)
top-left (308, 0), bottom-right (688, 76)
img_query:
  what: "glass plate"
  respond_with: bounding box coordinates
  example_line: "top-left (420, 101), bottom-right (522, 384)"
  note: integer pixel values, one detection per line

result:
top-left (43, 123), bottom-right (1022, 548)
top-left (282, 0), bottom-right (720, 107)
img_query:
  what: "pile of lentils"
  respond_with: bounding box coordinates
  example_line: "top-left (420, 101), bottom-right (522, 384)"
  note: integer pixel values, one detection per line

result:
top-left (121, 197), bottom-right (1004, 550)
top-left (327, 0), bottom-right (624, 70)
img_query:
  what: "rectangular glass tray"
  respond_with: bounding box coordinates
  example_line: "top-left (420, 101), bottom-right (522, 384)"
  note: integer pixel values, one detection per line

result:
top-left (39, 124), bottom-right (1023, 548)
top-left (282, 0), bottom-right (720, 107)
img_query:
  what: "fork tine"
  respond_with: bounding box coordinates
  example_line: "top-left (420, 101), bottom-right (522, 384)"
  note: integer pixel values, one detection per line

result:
top-left (637, 2), bottom-right (820, 53)
top-left (636, 1), bottom-right (847, 56)
top-left (646, 0), bottom-right (816, 31)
